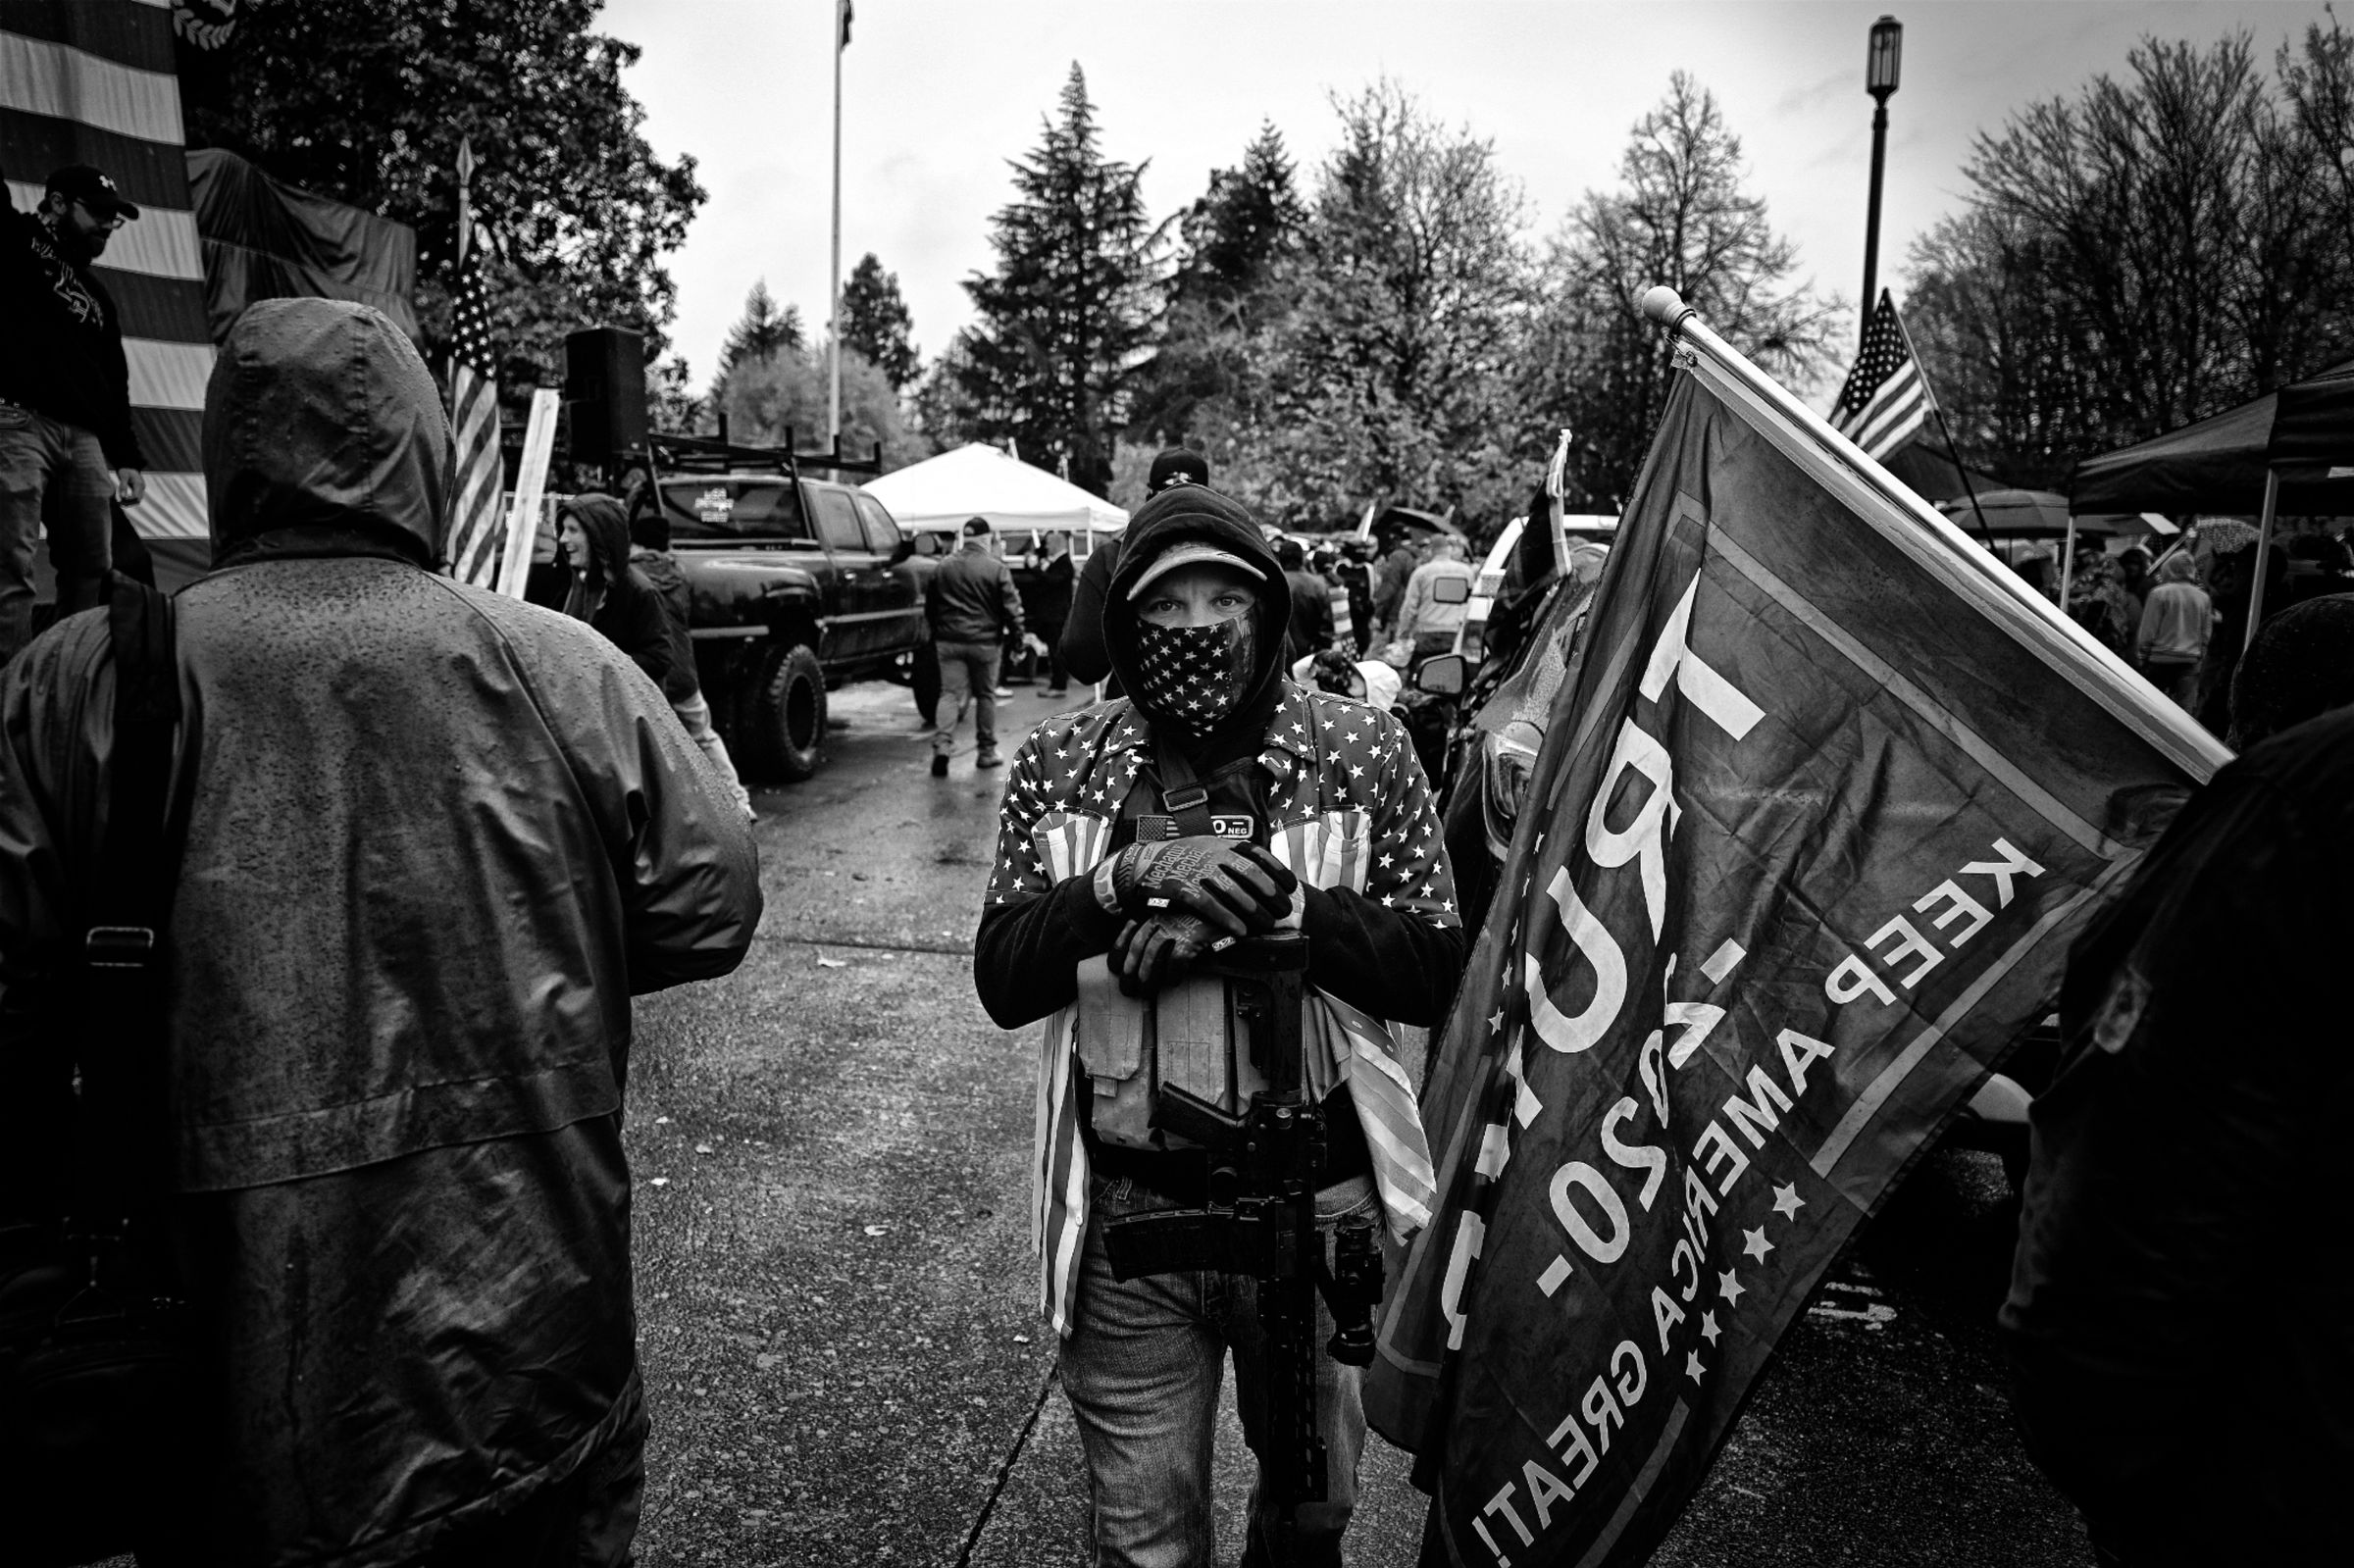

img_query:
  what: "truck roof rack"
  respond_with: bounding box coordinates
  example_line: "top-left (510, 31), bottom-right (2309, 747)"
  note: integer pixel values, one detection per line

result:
top-left (647, 429), bottom-right (887, 481)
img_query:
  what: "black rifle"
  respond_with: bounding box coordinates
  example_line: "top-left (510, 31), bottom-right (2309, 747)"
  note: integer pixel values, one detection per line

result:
top-left (1100, 932), bottom-right (1386, 1563)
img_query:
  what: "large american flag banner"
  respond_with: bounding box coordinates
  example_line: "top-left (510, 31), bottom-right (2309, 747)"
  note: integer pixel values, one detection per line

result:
top-left (443, 208), bottom-right (505, 586)
top-left (1829, 290), bottom-right (1926, 462)
top-left (1, 0), bottom-right (217, 582)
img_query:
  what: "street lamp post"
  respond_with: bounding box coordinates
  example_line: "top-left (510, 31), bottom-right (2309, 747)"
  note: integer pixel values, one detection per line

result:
top-left (1862, 15), bottom-right (1903, 348)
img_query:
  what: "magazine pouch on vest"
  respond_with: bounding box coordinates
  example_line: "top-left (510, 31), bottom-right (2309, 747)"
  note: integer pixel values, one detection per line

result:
top-left (1077, 955), bottom-right (1274, 1152)
top-left (1075, 731), bottom-right (1271, 1150)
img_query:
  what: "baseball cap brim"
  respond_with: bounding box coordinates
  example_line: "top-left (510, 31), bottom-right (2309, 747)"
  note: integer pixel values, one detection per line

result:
top-left (46, 165), bottom-right (140, 221)
top-left (1127, 541), bottom-right (1267, 601)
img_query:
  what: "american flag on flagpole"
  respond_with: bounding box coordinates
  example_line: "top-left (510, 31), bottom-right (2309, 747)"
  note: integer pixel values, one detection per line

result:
top-left (444, 201), bottom-right (507, 587)
top-left (1829, 289), bottom-right (1927, 462)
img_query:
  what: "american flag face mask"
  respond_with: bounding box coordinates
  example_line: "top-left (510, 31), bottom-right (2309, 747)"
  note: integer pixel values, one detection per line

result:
top-left (1132, 615), bottom-right (1256, 745)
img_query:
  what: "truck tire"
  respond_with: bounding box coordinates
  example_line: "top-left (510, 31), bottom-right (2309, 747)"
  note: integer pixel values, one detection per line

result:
top-left (736, 641), bottom-right (827, 783)
top-left (912, 641), bottom-right (941, 726)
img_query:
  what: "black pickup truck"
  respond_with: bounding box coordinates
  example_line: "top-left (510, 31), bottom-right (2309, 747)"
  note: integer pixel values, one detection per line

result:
top-left (647, 450), bottom-right (925, 783)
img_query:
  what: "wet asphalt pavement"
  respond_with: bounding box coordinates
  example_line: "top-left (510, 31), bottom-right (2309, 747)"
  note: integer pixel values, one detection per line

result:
top-left (621, 679), bottom-right (2096, 1567)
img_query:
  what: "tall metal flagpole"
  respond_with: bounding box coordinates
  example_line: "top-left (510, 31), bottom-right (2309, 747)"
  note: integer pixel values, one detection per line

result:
top-left (828, 0), bottom-right (846, 444)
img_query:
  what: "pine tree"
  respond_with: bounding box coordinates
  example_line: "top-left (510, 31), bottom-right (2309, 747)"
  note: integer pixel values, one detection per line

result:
top-left (841, 254), bottom-right (921, 391)
top-left (1172, 123), bottom-right (1304, 311)
top-left (1131, 122), bottom-right (1303, 444)
top-left (949, 64), bottom-right (1164, 495)
top-left (720, 280), bottom-right (803, 373)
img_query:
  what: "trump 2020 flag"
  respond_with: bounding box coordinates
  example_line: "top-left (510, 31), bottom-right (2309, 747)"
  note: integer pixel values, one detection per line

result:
top-left (1366, 303), bottom-right (2225, 1568)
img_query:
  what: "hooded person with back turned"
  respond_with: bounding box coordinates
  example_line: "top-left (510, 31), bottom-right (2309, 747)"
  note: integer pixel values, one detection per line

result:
top-left (0, 299), bottom-right (762, 1567)
top-left (972, 480), bottom-right (1462, 1567)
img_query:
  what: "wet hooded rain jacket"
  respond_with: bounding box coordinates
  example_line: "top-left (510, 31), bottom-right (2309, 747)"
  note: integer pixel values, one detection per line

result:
top-left (2002, 705), bottom-right (2354, 1562)
top-left (0, 299), bottom-right (762, 1567)
top-left (971, 494), bottom-right (1463, 1336)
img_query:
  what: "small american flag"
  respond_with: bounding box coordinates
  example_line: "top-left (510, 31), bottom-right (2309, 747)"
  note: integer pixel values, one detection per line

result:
top-left (443, 210), bottom-right (506, 587)
top-left (1830, 290), bottom-right (1927, 462)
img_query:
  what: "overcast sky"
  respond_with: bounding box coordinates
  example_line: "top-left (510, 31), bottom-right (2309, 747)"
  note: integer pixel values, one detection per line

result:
top-left (598, 1), bottom-right (2338, 388)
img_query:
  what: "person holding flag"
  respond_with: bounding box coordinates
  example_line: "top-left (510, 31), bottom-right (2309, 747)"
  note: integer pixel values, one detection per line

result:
top-left (2005, 630), bottom-right (2354, 1562)
top-left (1367, 286), bottom-right (2224, 1567)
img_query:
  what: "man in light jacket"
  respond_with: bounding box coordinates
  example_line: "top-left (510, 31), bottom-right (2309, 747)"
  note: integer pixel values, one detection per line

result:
top-left (0, 299), bottom-right (762, 1567)
top-left (2134, 552), bottom-right (2211, 708)
top-left (1395, 534), bottom-right (1475, 656)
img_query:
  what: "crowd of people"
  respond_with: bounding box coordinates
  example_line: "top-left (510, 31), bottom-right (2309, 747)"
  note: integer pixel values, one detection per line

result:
top-left (2, 183), bottom-right (1476, 1557)
top-left (2046, 527), bottom-right (2354, 737)
top-left (5, 147), bottom-right (2351, 1568)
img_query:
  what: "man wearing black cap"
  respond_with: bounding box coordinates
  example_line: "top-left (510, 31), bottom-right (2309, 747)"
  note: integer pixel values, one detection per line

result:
top-left (1059, 447), bottom-right (1211, 691)
top-left (0, 166), bottom-right (144, 662)
top-left (973, 479), bottom-right (1463, 1566)
top-left (927, 515), bottom-right (1025, 776)
top-left (1275, 534), bottom-right (1336, 665)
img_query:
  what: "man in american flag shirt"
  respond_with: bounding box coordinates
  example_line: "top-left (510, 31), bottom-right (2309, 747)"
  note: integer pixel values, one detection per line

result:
top-left (973, 482), bottom-right (1462, 1567)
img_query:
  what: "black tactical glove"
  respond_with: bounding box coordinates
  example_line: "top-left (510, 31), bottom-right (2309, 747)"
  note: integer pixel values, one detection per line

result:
top-left (1105, 836), bottom-right (1297, 938)
top-left (1111, 913), bottom-right (1218, 997)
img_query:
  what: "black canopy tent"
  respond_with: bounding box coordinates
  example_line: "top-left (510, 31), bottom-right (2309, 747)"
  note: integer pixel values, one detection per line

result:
top-left (2272, 370), bottom-right (2354, 468)
top-left (2069, 361), bottom-right (2354, 648)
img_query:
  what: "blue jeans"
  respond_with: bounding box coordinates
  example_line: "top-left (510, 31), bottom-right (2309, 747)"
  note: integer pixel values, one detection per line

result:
top-left (0, 403), bottom-right (114, 665)
top-left (1059, 1174), bottom-right (1378, 1568)
top-left (933, 638), bottom-right (1000, 757)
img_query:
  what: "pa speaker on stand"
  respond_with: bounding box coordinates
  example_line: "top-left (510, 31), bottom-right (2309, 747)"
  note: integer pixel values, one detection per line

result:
top-left (563, 326), bottom-right (648, 486)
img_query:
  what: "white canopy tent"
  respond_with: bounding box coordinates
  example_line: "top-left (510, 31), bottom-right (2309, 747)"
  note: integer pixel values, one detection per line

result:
top-left (862, 443), bottom-right (1129, 535)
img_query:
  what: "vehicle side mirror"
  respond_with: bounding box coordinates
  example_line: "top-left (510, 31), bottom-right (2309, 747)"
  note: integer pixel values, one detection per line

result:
top-left (890, 534), bottom-right (915, 565)
top-left (1415, 654), bottom-right (1466, 695)
top-left (1433, 576), bottom-right (1471, 604)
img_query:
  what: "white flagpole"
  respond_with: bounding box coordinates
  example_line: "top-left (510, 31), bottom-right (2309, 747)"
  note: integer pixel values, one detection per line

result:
top-left (500, 389), bottom-right (561, 598)
top-left (2244, 469), bottom-right (2279, 652)
top-left (828, 0), bottom-right (845, 444)
top-left (1640, 284), bottom-right (2229, 780)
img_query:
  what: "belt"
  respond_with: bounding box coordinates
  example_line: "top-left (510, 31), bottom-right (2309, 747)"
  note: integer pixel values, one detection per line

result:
top-left (1085, 1106), bottom-right (1374, 1207)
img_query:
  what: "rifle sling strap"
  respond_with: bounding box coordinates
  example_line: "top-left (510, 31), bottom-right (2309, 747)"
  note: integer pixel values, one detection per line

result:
top-left (71, 575), bottom-right (182, 1243)
top-left (1148, 729), bottom-right (1219, 838)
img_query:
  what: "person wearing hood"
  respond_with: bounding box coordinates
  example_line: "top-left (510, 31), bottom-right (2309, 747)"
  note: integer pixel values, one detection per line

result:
top-left (2134, 552), bottom-right (2211, 709)
top-left (559, 490), bottom-right (754, 821)
top-left (972, 481), bottom-right (1462, 1567)
top-left (2003, 697), bottom-right (2354, 1565)
top-left (1059, 446), bottom-right (1211, 692)
top-left (0, 299), bottom-right (762, 1566)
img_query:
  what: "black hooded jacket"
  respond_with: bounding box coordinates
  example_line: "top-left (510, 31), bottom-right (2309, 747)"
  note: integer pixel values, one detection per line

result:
top-left (2000, 706), bottom-right (2354, 1558)
top-left (972, 485), bottom-right (1464, 1031)
top-left (564, 493), bottom-right (699, 704)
